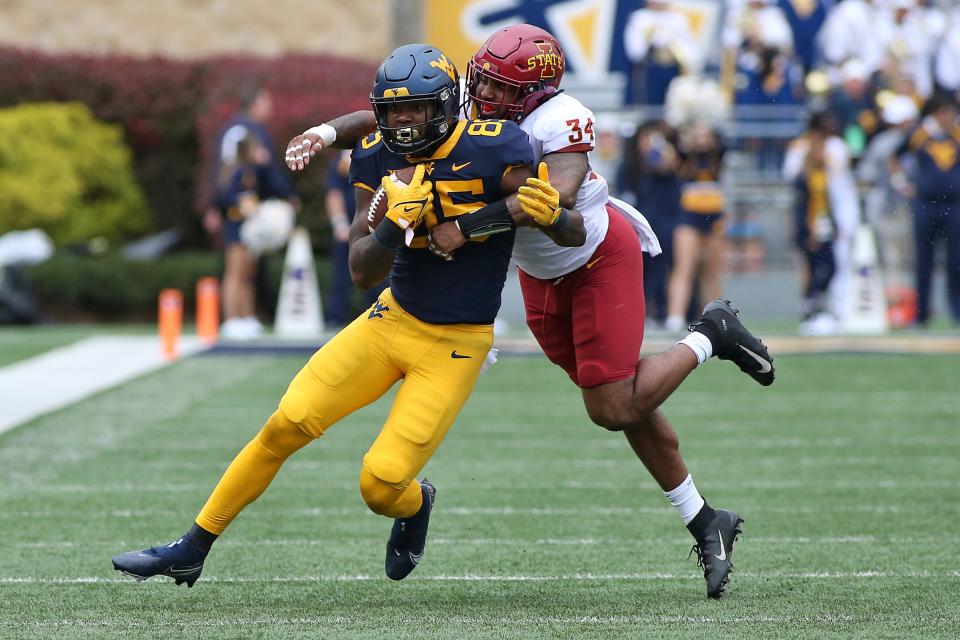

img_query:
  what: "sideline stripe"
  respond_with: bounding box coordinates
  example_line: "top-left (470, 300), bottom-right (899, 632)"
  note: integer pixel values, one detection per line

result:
top-left (201, 334), bottom-right (960, 357)
top-left (0, 336), bottom-right (205, 434)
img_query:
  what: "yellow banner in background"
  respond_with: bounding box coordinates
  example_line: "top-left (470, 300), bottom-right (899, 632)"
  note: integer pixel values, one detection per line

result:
top-left (424, 0), bottom-right (719, 81)
top-left (425, 0), bottom-right (488, 73)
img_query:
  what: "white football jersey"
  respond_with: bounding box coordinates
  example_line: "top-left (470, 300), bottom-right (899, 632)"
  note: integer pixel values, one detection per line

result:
top-left (512, 93), bottom-right (610, 280)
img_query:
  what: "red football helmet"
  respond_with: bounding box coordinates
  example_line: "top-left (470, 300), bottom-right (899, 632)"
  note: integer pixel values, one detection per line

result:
top-left (467, 24), bottom-right (565, 122)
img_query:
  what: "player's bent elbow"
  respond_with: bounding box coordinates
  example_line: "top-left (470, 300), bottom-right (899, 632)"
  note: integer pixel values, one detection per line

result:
top-left (349, 266), bottom-right (378, 290)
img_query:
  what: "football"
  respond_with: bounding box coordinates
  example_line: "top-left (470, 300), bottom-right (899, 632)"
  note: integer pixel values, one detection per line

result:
top-left (367, 165), bottom-right (417, 232)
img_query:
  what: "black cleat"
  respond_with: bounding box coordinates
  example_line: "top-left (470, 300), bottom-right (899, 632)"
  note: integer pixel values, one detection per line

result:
top-left (689, 509), bottom-right (744, 599)
top-left (690, 299), bottom-right (775, 386)
top-left (385, 479), bottom-right (436, 581)
top-left (111, 534), bottom-right (208, 587)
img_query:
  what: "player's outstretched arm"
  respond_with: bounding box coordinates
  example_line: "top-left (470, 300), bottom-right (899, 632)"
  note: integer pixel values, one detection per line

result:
top-left (285, 111), bottom-right (378, 171)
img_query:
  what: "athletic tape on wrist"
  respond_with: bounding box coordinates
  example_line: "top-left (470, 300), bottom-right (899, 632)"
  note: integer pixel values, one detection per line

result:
top-left (304, 123), bottom-right (337, 147)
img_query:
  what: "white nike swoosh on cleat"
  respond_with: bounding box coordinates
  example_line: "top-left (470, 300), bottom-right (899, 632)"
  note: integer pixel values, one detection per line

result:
top-left (738, 345), bottom-right (772, 373)
top-left (714, 531), bottom-right (727, 561)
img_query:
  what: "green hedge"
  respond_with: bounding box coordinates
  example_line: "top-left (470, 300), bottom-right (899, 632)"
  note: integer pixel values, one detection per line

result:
top-left (24, 251), bottom-right (338, 320)
top-left (0, 102), bottom-right (150, 246)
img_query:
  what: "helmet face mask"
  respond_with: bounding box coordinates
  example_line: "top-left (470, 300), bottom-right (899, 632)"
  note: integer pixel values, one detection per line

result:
top-left (371, 45), bottom-right (460, 156)
top-left (467, 24), bottom-right (565, 123)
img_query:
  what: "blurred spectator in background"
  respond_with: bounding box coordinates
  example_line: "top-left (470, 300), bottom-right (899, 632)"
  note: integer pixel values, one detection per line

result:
top-left (777, 0), bottom-right (833, 72)
top-left (724, 0), bottom-right (804, 106)
top-left (784, 111), bottom-right (860, 325)
top-left (890, 92), bottom-right (960, 326)
top-left (826, 58), bottom-right (879, 161)
top-left (623, 0), bottom-right (703, 105)
top-left (818, 0), bottom-right (888, 78)
top-left (882, 0), bottom-right (937, 100)
top-left (857, 94), bottom-right (919, 284)
top-left (665, 122), bottom-right (728, 331)
top-left (207, 87), bottom-right (296, 340)
top-left (791, 116), bottom-right (839, 330)
top-left (617, 120), bottom-right (683, 326)
top-left (323, 150), bottom-right (384, 328)
top-left (935, 3), bottom-right (960, 96)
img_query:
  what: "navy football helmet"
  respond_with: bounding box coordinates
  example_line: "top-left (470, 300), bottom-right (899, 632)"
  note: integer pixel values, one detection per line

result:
top-left (371, 44), bottom-right (461, 156)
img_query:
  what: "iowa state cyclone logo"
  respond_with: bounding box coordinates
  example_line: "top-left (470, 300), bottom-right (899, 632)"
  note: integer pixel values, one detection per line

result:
top-left (526, 42), bottom-right (562, 79)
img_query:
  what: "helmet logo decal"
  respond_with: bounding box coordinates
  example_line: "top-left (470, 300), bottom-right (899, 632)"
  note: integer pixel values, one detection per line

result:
top-left (429, 54), bottom-right (457, 82)
top-left (526, 42), bottom-right (561, 79)
top-left (383, 87), bottom-right (411, 98)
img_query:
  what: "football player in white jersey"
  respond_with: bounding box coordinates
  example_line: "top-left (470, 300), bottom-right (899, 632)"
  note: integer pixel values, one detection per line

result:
top-left (285, 24), bottom-right (775, 599)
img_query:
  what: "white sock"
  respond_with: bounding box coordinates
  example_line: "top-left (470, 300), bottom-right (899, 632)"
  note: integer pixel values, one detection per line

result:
top-left (664, 314), bottom-right (686, 332)
top-left (677, 332), bottom-right (713, 366)
top-left (664, 474), bottom-right (705, 525)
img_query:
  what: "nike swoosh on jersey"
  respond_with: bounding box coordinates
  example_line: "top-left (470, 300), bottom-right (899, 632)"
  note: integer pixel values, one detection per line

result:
top-left (451, 161), bottom-right (471, 171)
top-left (451, 351), bottom-right (472, 359)
top-left (738, 345), bottom-right (772, 373)
top-left (585, 255), bottom-right (605, 269)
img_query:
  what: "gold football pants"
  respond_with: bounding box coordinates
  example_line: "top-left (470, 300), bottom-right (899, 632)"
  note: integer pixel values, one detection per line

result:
top-left (196, 288), bottom-right (493, 533)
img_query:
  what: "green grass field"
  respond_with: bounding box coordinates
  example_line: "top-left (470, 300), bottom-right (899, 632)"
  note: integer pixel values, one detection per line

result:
top-left (0, 348), bottom-right (958, 639)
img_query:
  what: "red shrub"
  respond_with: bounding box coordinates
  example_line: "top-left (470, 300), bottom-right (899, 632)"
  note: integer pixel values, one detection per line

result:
top-left (0, 47), bottom-right (376, 246)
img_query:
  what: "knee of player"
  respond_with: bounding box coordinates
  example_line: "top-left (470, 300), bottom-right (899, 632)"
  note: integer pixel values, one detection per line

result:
top-left (277, 389), bottom-right (326, 439)
top-left (258, 409), bottom-right (316, 455)
top-left (359, 468), bottom-right (408, 516)
top-left (583, 392), bottom-right (652, 432)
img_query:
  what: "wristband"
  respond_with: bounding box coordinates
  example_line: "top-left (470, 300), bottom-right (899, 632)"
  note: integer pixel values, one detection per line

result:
top-left (546, 207), bottom-right (568, 232)
top-left (454, 199), bottom-right (515, 239)
top-left (372, 219), bottom-right (404, 248)
top-left (304, 123), bottom-right (337, 147)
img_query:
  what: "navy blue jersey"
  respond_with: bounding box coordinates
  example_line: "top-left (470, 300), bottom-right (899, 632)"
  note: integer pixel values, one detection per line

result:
top-left (899, 125), bottom-right (960, 201)
top-left (350, 119), bottom-right (532, 324)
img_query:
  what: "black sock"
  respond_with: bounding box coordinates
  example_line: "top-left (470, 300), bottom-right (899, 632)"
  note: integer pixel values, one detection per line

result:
top-left (188, 522), bottom-right (218, 551)
top-left (692, 320), bottom-right (720, 352)
top-left (686, 501), bottom-right (717, 541)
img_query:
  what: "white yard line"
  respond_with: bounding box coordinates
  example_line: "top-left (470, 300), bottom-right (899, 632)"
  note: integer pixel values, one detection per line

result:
top-left (7, 614), bottom-right (869, 628)
top-left (12, 534), bottom-right (947, 549)
top-left (0, 336), bottom-right (205, 434)
top-left (2, 571), bottom-right (957, 586)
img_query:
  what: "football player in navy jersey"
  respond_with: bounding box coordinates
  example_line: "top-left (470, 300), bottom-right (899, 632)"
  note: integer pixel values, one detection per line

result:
top-left (111, 44), bottom-right (584, 587)
top-left (285, 25), bottom-right (777, 599)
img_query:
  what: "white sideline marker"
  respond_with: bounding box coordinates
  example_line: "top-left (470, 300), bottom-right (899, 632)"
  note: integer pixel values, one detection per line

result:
top-left (0, 336), bottom-right (204, 434)
top-left (843, 223), bottom-right (888, 334)
top-left (274, 227), bottom-right (324, 338)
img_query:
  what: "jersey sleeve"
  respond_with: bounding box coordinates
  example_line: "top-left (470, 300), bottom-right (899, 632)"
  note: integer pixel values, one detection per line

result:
top-left (461, 120), bottom-right (534, 169)
top-left (496, 121), bottom-right (534, 168)
top-left (348, 133), bottom-right (387, 192)
top-left (533, 97), bottom-right (597, 155)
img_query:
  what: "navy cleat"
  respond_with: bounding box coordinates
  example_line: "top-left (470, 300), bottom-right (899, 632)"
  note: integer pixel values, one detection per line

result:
top-left (690, 299), bottom-right (775, 386)
top-left (689, 509), bottom-right (744, 599)
top-left (112, 534), bottom-right (208, 587)
top-left (385, 479), bottom-right (436, 581)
